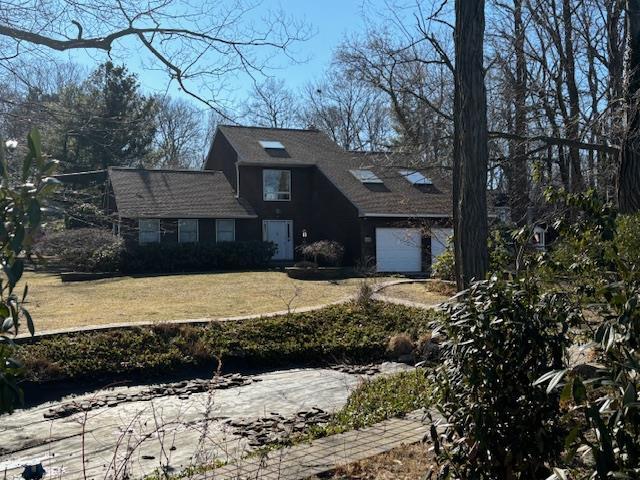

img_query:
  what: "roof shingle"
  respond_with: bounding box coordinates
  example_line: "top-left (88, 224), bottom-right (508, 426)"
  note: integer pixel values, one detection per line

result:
top-left (109, 168), bottom-right (256, 219)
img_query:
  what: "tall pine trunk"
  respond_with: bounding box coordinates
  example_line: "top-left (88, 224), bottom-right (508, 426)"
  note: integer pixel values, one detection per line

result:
top-left (619, 1), bottom-right (640, 212)
top-left (453, 0), bottom-right (489, 290)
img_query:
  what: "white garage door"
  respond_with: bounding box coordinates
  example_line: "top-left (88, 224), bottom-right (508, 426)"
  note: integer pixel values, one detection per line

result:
top-left (376, 228), bottom-right (422, 272)
top-left (431, 228), bottom-right (453, 264)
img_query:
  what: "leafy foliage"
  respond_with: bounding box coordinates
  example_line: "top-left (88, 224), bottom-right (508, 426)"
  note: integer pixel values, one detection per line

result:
top-left (430, 277), bottom-right (580, 479)
top-left (0, 130), bottom-right (57, 413)
top-left (535, 189), bottom-right (640, 479)
top-left (431, 225), bottom-right (517, 281)
top-left (49, 61), bottom-right (157, 171)
top-left (122, 241), bottom-right (277, 273)
top-left (36, 228), bottom-right (123, 272)
top-left (299, 240), bottom-right (345, 266)
top-left (17, 301), bottom-right (438, 383)
top-left (317, 369), bottom-right (432, 435)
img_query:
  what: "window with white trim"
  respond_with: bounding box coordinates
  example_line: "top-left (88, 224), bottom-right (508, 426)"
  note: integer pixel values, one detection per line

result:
top-left (178, 219), bottom-right (198, 243)
top-left (139, 219), bottom-right (160, 244)
top-left (216, 219), bottom-right (235, 242)
top-left (263, 169), bottom-right (291, 201)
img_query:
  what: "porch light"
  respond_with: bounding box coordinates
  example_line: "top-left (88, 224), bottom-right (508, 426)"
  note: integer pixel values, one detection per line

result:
top-left (302, 229), bottom-right (308, 239)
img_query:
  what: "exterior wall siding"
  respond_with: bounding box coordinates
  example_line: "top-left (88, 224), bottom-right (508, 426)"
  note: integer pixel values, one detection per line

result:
top-left (238, 165), bottom-right (314, 259)
top-left (204, 133), bottom-right (239, 191)
top-left (120, 218), bottom-right (259, 246)
top-left (309, 169), bottom-right (361, 265)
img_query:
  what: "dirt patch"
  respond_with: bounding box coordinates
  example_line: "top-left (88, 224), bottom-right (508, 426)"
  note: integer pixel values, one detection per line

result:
top-left (310, 442), bottom-right (435, 479)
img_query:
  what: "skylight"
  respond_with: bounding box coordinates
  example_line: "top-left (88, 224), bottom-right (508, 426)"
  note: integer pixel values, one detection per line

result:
top-left (350, 169), bottom-right (383, 184)
top-left (399, 170), bottom-right (432, 185)
top-left (259, 140), bottom-right (285, 150)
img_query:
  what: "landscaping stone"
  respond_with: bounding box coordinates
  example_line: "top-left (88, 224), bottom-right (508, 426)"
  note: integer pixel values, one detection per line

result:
top-left (42, 374), bottom-right (258, 420)
top-left (226, 408), bottom-right (333, 447)
top-left (330, 364), bottom-right (381, 375)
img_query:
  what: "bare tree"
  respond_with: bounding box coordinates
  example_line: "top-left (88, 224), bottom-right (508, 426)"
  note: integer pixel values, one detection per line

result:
top-left (0, 0), bottom-right (309, 115)
top-left (302, 69), bottom-right (391, 151)
top-left (454, 0), bottom-right (489, 289)
top-left (242, 78), bottom-right (300, 128)
top-left (152, 96), bottom-right (206, 170)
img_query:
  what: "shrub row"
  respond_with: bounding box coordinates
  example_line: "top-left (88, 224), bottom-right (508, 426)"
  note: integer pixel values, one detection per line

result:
top-left (36, 228), bottom-right (277, 273)
top-left (17, 301), bottom-right (438, 383)
top-left (122, 241), bottom-right (277, 273)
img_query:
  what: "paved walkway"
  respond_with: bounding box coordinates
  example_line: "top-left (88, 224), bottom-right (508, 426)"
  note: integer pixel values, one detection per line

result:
top-left (196, 410), bottom-right (437, 480)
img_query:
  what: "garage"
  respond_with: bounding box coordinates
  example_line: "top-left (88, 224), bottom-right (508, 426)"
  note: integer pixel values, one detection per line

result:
top-left (375, 228), bottom-right (422, 272)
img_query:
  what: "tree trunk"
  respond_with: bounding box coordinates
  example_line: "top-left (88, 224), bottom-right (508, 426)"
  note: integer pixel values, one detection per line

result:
top-left (453, 0), bottom-right (489, 290)
top-left (508, 0), bottom-right (529, 224)
top-left (619, 0), bottom-right (640, 213)
top-left (562, 0), bottom-right (584, 193)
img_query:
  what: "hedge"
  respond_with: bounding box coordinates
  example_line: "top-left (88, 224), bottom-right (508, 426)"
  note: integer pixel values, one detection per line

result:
top-left (17, 301), bottom-right (438, 383)
top-left (121, 240), bottom-right (277, 273)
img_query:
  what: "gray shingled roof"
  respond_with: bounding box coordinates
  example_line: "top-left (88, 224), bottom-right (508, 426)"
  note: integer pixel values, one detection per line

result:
top-left (218, 125), bottom-right (345, 166)
top-left (109, 168), bottom-right (257, 219)
top-left (320, 152), bottom-right (453, 217)
top-left (217, 126), bottom-right (453, 217)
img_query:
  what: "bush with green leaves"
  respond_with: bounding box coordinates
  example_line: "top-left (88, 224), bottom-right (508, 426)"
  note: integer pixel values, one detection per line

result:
top-left (429, 276), bottom-right (580, 479)
top-left (17, 301), bottom-right (437, 383)
top-left (533, 189), bottom-right (640, 479)
top-left (0, 130), bottom-right (58, 413)
top-left (431, 238), bottom-right (455, 280)
top-left (36, 227), bottom-right (124, 272)
top-left (431, 225), bottom-right (517, 280)
top-left (298, 240), bottom-right (345, 267)
top-left (122, 240), bottom-right (277, 273)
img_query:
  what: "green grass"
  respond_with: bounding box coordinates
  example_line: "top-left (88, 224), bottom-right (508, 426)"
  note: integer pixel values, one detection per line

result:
top-left (17, 301), bottom-right (440, 383)
top-left (319, 368), bottom-right (432, 434)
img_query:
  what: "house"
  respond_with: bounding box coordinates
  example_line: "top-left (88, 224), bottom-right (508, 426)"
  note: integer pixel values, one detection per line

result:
top-left (106, 125), bottom-right (455, 273)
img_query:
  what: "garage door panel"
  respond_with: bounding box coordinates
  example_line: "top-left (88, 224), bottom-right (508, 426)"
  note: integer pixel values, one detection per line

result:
top-left (376, 228), bottom-right (422, 272)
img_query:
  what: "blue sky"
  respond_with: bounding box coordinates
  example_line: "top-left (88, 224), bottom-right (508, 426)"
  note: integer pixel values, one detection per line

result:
top-left (67, 1), bottom-right (374, 111)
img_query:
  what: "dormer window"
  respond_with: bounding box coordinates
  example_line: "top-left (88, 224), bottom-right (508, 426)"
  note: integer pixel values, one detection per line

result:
top-left (399, 170), bottom-right (432, 185)
top-left (263, 169), bottom-right (291, 201)
top-left (259, 140), bottom-right (290, 158)
top-left (350, 169), bottom-right (383, 184)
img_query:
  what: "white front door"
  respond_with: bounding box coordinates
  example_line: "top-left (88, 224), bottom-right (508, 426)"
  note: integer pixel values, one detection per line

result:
top-left (263, 220), bottom-right (294, 260)
top-left (376, 228), bottom-right (422, 272)
top-left (431, 228), bottom-right (454, 264)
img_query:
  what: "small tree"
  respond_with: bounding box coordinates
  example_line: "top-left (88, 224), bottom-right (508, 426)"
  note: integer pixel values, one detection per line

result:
top-left (0, 130), bottom-right (57, 414)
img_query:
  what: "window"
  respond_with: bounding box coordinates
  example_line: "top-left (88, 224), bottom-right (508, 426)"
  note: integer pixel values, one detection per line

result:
top-left (349, 169), bottom-right (383, 184)
top-left (178, 219), bottom-right (198, 243)
top-left (398, 170), bottom-right (432, 185)
top-left (259, 140), bottom-right (290, 158)
top-left (139, 219), bottom-right (160, 244)
top-left (216, 219), bottom-right (235, 242)
top-left (263, 169), bottom-right (291, 201)
top-left (259, 140), bottom-right (285, 150)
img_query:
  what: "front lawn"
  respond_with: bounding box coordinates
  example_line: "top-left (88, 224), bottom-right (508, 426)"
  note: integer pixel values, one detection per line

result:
top-left (20, 271), bottom-right (420, 332)
top-left (379, 281), bottom-right (454, 305)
